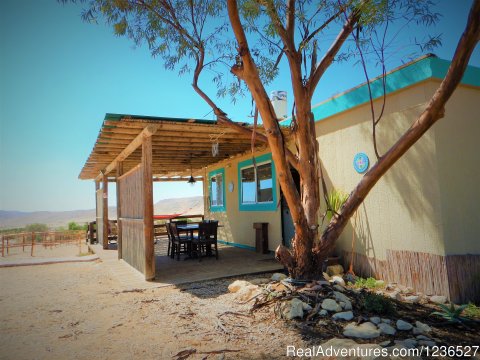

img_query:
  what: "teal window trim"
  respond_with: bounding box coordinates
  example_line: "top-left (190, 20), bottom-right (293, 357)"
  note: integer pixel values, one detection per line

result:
top-left (238, 153), bottom-right (277, 211)
top-left (208, 168), bottom-right (226, 212)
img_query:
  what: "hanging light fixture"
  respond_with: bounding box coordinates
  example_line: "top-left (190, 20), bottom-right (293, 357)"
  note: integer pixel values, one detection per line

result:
top-left (187, 154), bottom-right (196, 185)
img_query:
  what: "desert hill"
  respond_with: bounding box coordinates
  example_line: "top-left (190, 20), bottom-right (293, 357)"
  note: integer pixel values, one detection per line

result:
top-left (0, 196), bottom-right (204, 229)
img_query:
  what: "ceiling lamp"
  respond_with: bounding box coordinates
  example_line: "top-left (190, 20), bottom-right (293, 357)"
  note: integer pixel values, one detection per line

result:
top-left (187, 154), bottom-right (196, 185)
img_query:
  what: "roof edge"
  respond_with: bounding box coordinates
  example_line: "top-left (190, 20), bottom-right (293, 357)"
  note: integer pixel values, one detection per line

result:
top-left (279, 55), bottom-right (480, 125)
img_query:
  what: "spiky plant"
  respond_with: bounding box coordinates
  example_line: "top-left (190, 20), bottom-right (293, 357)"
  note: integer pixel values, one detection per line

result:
top-left (431, 303), bottom-right (469, 324)
top-left (325, 190), bottom-right (349, 221)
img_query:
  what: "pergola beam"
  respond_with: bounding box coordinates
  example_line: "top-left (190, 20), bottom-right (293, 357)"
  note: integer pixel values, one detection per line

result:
top-left (95, 124), bottom-right (159, 182)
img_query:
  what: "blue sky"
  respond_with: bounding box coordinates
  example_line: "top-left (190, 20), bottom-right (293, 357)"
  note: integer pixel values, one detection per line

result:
top-left (0, 0), bottom-right (479, 212)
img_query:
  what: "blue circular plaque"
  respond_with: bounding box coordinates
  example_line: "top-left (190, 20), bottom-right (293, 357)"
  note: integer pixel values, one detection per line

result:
top-left (353, 152), bottom-right (369, 173)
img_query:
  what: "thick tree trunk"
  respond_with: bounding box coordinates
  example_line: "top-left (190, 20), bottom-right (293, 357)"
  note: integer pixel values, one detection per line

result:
top-left (314, 0), bottom-right (480, 262)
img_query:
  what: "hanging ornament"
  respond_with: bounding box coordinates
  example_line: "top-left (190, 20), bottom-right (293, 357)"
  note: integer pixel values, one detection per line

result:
top-left (212, 142), bottom-right (219, 157)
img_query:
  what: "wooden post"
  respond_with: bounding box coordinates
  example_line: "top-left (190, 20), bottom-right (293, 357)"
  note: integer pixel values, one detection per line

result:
top-left (22, 234), bottom-right (25, 252)
top-left (116, 161), bottom-right (124, 260)
top-left (6, 238), bottom-right (9, 255)
top-left (1, 235), bottom-right (4, 257)
top-left (102, 172), bottom-right (109, 250)
top-left (143, 136), bottom-right (155, 280)
top-left (31, 232), bottom-right (34, 256)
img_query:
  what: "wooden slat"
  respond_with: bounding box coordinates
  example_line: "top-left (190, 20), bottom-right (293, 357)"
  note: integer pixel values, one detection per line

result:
top-left (95, 124), bottom-right (159, 181)
top-left (142, 136), bottom-right (155, 281)
top-left (102, 173), bottom-right (109, 250)
top-left (116, 161), bottom-right (123, 260)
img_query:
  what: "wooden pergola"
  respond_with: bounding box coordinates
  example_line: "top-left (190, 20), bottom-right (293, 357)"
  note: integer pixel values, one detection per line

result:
top-left (79, 113), bottom-right (283, 280)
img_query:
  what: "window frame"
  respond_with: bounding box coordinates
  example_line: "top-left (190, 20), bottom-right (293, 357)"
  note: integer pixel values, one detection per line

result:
top-left (208, 168), bottom-right (226, 212)
top-left (238, 153), bottom-right (277, 211)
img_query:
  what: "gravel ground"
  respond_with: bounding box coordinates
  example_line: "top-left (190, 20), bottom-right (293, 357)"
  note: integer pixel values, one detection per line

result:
top-left (0, 261), bottom-right (307, 360)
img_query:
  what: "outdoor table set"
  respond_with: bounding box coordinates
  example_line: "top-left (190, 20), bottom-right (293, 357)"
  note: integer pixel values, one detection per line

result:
top-left (165, 220), bottom-right (219, 261)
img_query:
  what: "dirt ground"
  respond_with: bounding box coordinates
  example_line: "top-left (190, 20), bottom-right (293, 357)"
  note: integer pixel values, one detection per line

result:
top-left (0, 242), bottom-right (90, 261)
top-left (0, 260), bottom-right (307, 360)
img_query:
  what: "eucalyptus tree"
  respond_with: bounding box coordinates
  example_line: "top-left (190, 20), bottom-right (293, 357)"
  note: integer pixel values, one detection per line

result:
top-left (67, 0), bottom-right (480, 278)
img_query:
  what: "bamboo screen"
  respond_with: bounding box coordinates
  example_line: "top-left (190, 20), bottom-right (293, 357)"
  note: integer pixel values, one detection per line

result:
top-left (96, 188), bottom-right (104, 246)
top-left (118, 165), bottom-right (146, 275)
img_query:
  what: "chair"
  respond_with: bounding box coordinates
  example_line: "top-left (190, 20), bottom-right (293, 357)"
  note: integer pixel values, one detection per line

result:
top-left (166, 223), bottom-right (191, 260)
top-left (192, 221), bottom-right (219, 261)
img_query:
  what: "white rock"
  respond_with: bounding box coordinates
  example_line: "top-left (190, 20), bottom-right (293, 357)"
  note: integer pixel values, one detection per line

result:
top-left (416, 335), bottom-right (431, 341)
top-left (343, 322), bottom-right (381, 339)
top-left (332, 311), bottom-right (354, 321)
top-left (321, 299), bottom-right (342, 312)
top-left (333, 291), bottom-right (350, 303)
top-left (282, 298), bottom-right (307, 320)
top-left (378, 322), bottom-right (396, 335)
top-left (326, 264), bottom-right (344, 276)
top-left (418, 340), bottom-right (436, 347)
top-left (248, 277), bottom-right (270, 285)
top-left (395, 292), bottom-right (404, 301)
top-left (235, 285), bottom-right (261, 301)
top-left (413, 321), bottom-right (432, 335)
top-left (396, 319), bottom-right (413, 331)
top-left (381, 318), bottom-right (392, 324)
top-left (342, 299), bottom-right (353, 310)
top-left (317, 280), bottom-right (330, 286)
top-left (331, 275), bottom-right (346, 286)
top-left (271, 273), bottom-right (287, 281)
top-left (405, 295), bottom-right (420, 303)
top-left (388, 291), bottom-right (400, 300)
top-left (403, 338), bottom-right (418, 348)
top-left (228, 280), bottom-right (251, 293)
top-left (370, 316), bottom-right (381, 325)
top-left (319, 309), bottom-right (328, 316)
top-left (318, 338), bottom-right (382, 359)
top-left (429, 295), bottom-right (447, 304)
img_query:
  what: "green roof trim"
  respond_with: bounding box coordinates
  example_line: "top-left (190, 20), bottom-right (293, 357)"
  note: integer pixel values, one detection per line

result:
top-left (103, 113), bottom-right (217, 125)
top-left (281, 55), bottom-right (479, 125)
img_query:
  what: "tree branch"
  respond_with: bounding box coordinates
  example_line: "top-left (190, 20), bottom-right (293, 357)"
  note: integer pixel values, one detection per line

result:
top-left (306, 8), bottom-right (359, 99)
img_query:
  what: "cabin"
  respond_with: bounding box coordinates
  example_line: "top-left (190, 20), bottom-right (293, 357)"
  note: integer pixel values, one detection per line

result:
top-left (80, 55), bottom-right (480, 302)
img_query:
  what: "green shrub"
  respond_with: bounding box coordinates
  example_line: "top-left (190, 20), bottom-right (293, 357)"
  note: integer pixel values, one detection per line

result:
top-left (325, 190), bottom-right (349, 221)
top-left (352, 277), bottom-right (382, 289)
top-left (25, 223), bottom-right (48, 232)
top-left (363, 293), bottom-right (395, 315)
top-left (464, 303), bottom-right (480, 319)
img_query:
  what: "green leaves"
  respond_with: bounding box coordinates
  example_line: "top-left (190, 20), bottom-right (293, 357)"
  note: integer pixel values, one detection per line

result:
top-left (431, 303), bottom-right (470, 324)
top-left (325, 189), bottom-right (348, 221)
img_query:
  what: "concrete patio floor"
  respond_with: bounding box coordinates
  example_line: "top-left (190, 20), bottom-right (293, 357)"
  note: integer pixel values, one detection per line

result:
top-left (90, 237), bottom-right (284, 288)
top-left (153, 236), bottom-right (283, 285)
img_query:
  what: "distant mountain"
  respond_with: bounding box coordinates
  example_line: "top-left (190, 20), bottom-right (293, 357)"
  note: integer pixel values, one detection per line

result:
top-left (0, 196), bottom-right (204, 229)
top-left (154, 196), bottom-right (204, 216)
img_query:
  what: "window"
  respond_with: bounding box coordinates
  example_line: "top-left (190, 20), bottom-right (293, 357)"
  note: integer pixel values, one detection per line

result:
top-left (208, 168), bottom-right (225, 212)
top-left (238, 153), bottom-right (277, 211)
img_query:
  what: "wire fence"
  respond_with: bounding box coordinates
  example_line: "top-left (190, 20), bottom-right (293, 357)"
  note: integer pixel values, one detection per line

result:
top-left (1, 230), bottom-right (85, 257)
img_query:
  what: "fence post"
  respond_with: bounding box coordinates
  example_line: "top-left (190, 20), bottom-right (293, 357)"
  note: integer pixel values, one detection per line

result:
top-left (31, 232), bottom-right (35, 256)
top-left (1, 235), bottom-right (3, 257)
top-left (23, 234), bottom-right (25, 252)
top-left (6, 238), bottom-right (9, 255)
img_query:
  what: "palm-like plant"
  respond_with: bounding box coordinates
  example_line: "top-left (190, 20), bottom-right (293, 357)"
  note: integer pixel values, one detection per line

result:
top-left (325, 190), bottom-right (349, 222)
top-left (431, 303), bottom-right (469, 324)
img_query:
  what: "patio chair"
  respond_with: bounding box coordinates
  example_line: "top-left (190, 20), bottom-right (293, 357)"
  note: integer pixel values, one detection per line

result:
top-left (166, 222), bottom-right (192, 261)
top-left (192, 221), bottom-right (219, 261)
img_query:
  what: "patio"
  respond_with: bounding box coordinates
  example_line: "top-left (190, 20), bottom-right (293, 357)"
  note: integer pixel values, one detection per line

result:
top-left (153, 235), bottom-right (283, 285)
